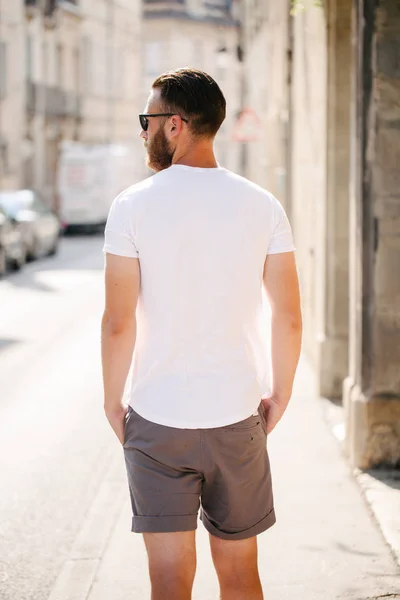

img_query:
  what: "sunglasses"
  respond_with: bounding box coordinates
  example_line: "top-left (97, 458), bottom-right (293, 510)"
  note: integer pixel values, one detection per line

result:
top-left (139, 113), bottom-right (189, 132)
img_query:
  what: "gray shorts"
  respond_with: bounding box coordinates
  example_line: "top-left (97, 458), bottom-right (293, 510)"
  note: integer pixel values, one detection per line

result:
top-left (123, 403), bottom-right (275, 540)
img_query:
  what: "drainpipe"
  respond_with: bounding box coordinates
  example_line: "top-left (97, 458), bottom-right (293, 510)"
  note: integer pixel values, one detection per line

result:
top-left (0, 0), bottom-right (3, 190)
top-left (237, 0), bottom-right (247, 176)
top-left (38, 0), bottom-right (46, 194)
top-left (285, 0), bottom-right (294, 220)
top-left (106, 0), bottom-right (115, 144)
top-left (0, 0), bottom-right (2, 189)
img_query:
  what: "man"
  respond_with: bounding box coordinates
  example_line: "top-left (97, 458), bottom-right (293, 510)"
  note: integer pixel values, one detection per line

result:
top-left (101, 68), bottom-right (302, 600)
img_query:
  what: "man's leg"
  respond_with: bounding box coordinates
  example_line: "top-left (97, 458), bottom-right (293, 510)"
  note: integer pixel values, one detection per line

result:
top-left (209, 534), bottom-right (263, 600)
top-left (143, 531), bottom-right (197, 600)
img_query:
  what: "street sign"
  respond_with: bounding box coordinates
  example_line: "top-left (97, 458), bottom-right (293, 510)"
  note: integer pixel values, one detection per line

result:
top-left (232, 107), bottom-right (263, 142)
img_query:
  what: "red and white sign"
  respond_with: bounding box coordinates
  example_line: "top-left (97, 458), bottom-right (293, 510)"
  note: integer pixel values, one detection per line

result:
top-left (232, 108), bottom-right (263, 142)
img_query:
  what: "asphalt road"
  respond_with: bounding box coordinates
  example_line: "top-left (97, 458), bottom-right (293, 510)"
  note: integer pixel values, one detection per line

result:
top-left (0, 234), bottom-right (114, 600)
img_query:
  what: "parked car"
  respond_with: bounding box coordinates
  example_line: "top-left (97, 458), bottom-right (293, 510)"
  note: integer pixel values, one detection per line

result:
top-left (0, 205), bottom-right (26, 276)
top-left (0, 190), bottom-right (61, 262)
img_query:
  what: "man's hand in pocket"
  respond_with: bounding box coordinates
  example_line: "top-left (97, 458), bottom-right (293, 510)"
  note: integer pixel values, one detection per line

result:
top-left (104, 404), bottom-right (129, 445)
top-left (261, 396), bottom-right (289, 435)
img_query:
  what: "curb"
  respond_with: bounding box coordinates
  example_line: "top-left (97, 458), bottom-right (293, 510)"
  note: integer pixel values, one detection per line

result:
top-left (320, 397), bottom-right (400, 568)
top-left (47, 451), bottom-right (126, 600)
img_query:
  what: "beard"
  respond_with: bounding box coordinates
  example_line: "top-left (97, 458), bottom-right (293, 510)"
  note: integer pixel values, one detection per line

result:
top-left (146, 126), bottom-right (174, 172)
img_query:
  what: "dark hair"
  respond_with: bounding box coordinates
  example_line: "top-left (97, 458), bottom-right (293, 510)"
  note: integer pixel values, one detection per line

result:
top-left (152, 68), bottom-right (226, 138)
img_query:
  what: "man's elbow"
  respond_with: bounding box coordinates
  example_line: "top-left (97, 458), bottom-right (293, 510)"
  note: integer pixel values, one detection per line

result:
top-left (101, 310), bottom-right (135, 335)
top-left (272, 307), bottom-right (302, 332)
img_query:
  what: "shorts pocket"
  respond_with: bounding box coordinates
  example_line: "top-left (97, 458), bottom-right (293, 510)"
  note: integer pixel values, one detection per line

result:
top-left (258, 404), bottom-right (268, 437)
top-left (123, 406), bottom-right (133, 446)
top-left (222, 414), bottom-right (261, 432)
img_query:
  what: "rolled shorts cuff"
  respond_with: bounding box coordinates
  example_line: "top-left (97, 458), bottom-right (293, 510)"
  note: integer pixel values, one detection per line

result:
top-left (132, 514), bottom-right (198, 534)
top-left (200, 507), bottom-right (276, 541)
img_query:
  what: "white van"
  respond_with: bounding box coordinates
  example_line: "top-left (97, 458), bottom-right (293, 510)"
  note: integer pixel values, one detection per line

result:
top-left (57, 142), bottom-right (142, 231)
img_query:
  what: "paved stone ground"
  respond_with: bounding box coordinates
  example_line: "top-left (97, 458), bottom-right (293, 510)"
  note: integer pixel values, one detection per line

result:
top-left (48, 358), bottom-right (400, 600)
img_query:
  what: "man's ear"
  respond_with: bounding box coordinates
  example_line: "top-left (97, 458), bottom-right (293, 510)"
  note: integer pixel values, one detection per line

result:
top-left (169, 115), bottom-right (182, 134)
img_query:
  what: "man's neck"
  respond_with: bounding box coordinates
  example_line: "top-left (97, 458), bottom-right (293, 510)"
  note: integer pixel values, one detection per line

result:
top-left (172, 146), bottom-right (218, 169)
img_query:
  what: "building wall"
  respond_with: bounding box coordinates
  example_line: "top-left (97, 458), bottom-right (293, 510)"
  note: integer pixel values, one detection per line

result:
top-left (344, 0), bottom-right (400, 468)
top-left (6, 0), bottom-right (143, 206)
top-left (242, 0), bottom-right (269, 188)
top-left (242, 0), bottom-right (400, 468)
top-left (243, 1), bottom-right (291, 201)
top-left (242, 0), bottom-right (352, 399)
top-left (290, 2), bottom-right (327, 369)
top-left (320, 0), bottom-right (351, 398)
top-left (80, 0), bottom-right (141, 145)
top-left (24, 2), bottom-right (83, 204)
top-left (0, 1), bottom-right (25, 190)
top-left (242, 0), bottom-right (328, 369)
top-left (141, 2), bottom-right (242, 177)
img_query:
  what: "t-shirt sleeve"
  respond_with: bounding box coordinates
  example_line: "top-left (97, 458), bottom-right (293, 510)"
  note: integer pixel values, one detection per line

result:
top-left (267, 199), bottom-right (296, 255)
top-left (102, 193), bottom-right (139, 258)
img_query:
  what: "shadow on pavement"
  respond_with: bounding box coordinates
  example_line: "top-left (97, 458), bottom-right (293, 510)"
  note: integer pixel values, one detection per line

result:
top-left (0, 338), bottom-right (23, 353)
top-left (364, 468), bottom-right (400, 492)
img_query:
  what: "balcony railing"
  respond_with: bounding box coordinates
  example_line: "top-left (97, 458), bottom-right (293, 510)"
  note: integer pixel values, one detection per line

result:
top-left (45, 86), bottom-right (67, 116)
top-left (25, 0), bottom-right (78, 13)
top-left (143, 0), bottom-right (234, 21)
top-left (26, 81), bottom-right (81, 119)
top-left (64, 91), bottom-right (81, 118)
top-left (143, 0), bottom-right (185, 3)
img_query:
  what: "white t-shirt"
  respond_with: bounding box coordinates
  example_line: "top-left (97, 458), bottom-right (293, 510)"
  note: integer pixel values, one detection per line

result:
top-left (103, 164), bottom-right (295, 428)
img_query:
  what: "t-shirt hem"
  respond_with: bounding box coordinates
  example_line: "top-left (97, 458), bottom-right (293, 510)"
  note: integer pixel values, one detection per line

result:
top-left (102, 246), bottom-right (139, 258)
top-left (267, 246), bottom-right (296, 255)
top-left (129, 402), bottom-right (263, 429)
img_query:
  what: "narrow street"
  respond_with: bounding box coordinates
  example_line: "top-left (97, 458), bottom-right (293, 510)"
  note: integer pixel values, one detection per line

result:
top-left (0, 235), bottom-right (399, 600)
top-left (0, 234), bottom-right (118, 600)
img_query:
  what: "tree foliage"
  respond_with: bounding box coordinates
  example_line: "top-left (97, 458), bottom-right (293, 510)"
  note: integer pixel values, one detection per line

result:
top-left (290, 0), bottom-right (324, 16)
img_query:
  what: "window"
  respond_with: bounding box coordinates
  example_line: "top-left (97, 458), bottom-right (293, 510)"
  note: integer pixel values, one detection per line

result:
top-left (112, 46), bottom-right (125, 99)
top-left (26, 36), bottom-right (34, 82)
top-left (82, 37), bottom-right (92, 93)
top-left (0, 191), bottom-right (35, 215)
top-left (193, 40), bottom-right (204, 69)
top-left (43, 41), bottom-right (49, 84)
top-left (216, 66), bottom-right (225, 83)
top-left (0, 143), bottom-right (9, 176)
top-left (0, 43), bottom-right (7, 100)
top-left (118, 47), bottom-right (125, 98)
top-left (32, 192), bottom-right (50, 214)
top-left (73, 47), bottom-right (80, 95)
top-left (56, 44), bottom-right (63, 86)
top-left (145, 42), bottom-right (162, 77)
top-left (205, 0), bottom-right (229, 8)
top-left (215, 43), bottom-right (229, 83)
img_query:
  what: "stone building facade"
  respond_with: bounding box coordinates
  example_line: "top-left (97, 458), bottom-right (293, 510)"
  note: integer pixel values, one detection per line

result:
top-left (141, 0), bottom-right (242, 176)
top-left (0, 0), bottom-right (142, 207)
top-left (243, 0), bottom-right (400, 469)
top-left (0, 1), bottom-right (25, 190)
top-left (242, 1), bottom-right (292, 200)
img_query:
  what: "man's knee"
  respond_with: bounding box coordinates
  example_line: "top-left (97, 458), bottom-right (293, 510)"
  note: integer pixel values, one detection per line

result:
top-left (209, 534), bottom-right (263, 599)
top-left (143, 531), bottom-right (197, 596)
top-left (210, 534), bottom-right (259, 579)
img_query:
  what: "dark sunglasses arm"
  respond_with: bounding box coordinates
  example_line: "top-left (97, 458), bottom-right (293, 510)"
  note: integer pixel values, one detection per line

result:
top-left (139, 113), bottom-right (189, 121)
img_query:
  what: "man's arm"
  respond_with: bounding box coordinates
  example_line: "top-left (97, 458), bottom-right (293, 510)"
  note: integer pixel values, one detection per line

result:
top-left (262, 251), bottom-right (302, 434)
top-left (101, 253), bottom-right (141, 444)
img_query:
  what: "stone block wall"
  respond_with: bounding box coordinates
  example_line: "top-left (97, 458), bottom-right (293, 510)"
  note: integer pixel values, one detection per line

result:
top-left (345, 0), bottom-right (400, 468)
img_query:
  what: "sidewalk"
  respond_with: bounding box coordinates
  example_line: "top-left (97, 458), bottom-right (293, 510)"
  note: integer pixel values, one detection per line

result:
top-left (48, 358), bottom-right (400, 600)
